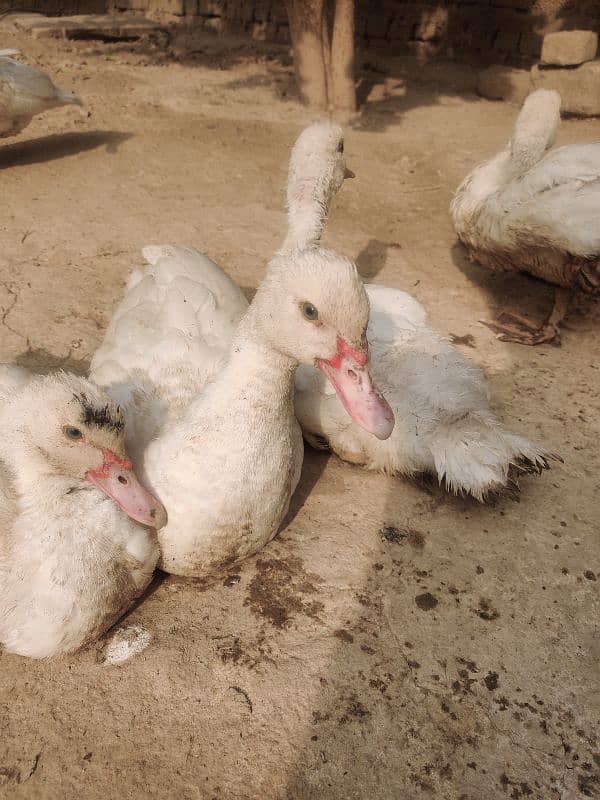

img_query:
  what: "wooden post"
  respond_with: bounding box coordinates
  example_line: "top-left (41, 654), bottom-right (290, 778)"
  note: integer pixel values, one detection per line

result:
top-left (330, 0), bottom-right (356, 116)
top-left (285, 0), bottom-right (329, 110)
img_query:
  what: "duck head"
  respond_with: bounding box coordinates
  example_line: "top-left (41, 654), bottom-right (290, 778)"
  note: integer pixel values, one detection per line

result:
top-left (284, 120), bottom-right (354, 252)
top-left (253, 248), bottom-right (394, 440)
top-left (3, 373), bottom-right (167, 528)
top-left (288, 119), bottom-right (354, 206)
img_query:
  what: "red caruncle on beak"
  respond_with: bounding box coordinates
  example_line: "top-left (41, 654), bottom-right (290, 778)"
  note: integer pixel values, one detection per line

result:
top-left (316, 337), bottom-right (394, 440)
top-left (86, 448), bottom-right (167, 529)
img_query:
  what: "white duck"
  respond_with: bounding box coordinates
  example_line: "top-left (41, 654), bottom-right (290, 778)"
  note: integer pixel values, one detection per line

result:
top-left (92, 249), bottom-right (392, 578)
top-left (0, 366), bottom-right (165, 658)
top-left (451, 88), bottom-right (600, 346)
top-left (287, 121), bottom-right (557, 500)
top-left (93, 120), bottom-right (557, 500)
top-left (0, 52), bottom-right (82, 138)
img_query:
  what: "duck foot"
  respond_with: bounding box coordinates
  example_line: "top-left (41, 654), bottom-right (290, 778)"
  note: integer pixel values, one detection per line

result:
top-left (480, 311), bottom-right (561, 346)
top-left (481, 288), bottom-right (571, 347)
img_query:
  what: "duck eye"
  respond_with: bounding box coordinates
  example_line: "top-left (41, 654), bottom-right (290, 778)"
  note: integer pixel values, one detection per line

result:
top-left (64, 426), bottom-right (83, 441)
top-left (337, 140), bottom-right (344, 154)
top-left (301, 301), bottom-right (319, 321)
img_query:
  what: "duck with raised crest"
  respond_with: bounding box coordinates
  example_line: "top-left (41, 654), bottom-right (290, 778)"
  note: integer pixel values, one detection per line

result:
top-left (288, 120), bottom-right (559, 500)
top-left (92, 248), bottom-right (392, 578)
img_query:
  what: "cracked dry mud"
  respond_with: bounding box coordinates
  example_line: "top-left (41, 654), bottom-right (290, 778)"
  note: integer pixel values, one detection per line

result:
top-left (0, 29), bottom-right (599, 800)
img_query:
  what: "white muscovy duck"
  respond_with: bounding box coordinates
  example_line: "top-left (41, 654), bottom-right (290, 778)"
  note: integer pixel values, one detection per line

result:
top-left (92, 249), bottom-right (393, 578)
top-left (0, 365), bottom-right (165, 658)
top-left (287, 120), bottom-right (558, 500)
top-left (451, 88), bottom-right (600, 346)
top-left (0, 52), bottom-right (83, 138)
top-left (93, 120), bottom-right (557, 501)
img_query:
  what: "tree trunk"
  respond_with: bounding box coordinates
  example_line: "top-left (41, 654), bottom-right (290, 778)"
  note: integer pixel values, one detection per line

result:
top-left (330, 0), bottom-right (356, 116)
top-left (285, 0), bottom-right (329, 109)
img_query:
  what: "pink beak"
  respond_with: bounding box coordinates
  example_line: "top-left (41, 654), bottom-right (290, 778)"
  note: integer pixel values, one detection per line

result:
top-left (86, 449), bottom-right (167, 529)
top-left (316, 338), bottom-right (394, 440)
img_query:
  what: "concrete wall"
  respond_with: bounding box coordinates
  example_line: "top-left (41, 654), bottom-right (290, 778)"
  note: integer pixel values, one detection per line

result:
top-left (5, 0), bottom-right (600, 65)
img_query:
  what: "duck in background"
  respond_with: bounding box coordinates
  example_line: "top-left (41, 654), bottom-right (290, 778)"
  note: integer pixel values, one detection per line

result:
top-left (0, 50), bottom-right (83, 138)
top-left (451, 89), bottom-right (600, 346)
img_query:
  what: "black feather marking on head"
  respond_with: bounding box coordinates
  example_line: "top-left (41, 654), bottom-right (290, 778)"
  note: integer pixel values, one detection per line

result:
top-left (73, 392), bottom-right (124, 433)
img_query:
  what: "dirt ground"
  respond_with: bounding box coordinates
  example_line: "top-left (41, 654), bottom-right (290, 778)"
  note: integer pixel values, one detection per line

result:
top-left (0, 25), bottom-right (599, 800)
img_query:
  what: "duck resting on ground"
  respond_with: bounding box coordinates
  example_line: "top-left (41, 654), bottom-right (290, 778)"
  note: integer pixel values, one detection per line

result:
top-left (0, 53), bottom-right (83, 138)
top-left (92, 248), bottom-right (392, 578)
top-left (451, 88), bottom-right (600, 346)
top-left (0, 367), bottom-right (164, 658)
top-left (288, 120), bottom-right (559, 500)
top-left (93, 120), bottom-right (558, 504)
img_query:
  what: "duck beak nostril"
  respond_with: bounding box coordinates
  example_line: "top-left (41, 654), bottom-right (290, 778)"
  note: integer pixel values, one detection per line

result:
top-left (86, 452), bottom-right (167, 528)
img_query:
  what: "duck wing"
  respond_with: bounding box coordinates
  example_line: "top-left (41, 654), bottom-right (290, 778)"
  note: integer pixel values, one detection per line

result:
top-left (90, 246), bottom-right (248, 453)
top-left (497, 143), bottom-right (600, 256)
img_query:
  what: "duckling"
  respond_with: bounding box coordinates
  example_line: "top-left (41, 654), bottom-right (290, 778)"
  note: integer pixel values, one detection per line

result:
top-left (451, 88), bottom-right (600, 345)
top-left (0, 369), bottom-right (165, 658)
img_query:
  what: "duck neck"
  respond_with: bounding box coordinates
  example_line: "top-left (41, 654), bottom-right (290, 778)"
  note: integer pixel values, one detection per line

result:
top-left (281, 176), bottom-right (330, 252)
top-left (454, 149), bottom-right (514, 222)
top-left (188, 289), bottom-right (298, 422)
top-left (510, 97), bottom-right (559, 176)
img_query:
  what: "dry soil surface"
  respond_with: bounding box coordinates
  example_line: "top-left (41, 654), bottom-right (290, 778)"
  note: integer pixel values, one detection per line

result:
top-left (0, 27), bottom-right (599, 800)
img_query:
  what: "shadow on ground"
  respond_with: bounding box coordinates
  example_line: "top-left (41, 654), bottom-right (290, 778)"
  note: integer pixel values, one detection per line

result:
top-left (0, 131), bottom-right (132, 169)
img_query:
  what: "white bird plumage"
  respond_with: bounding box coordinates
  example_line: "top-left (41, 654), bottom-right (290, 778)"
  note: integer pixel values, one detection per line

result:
top-left (91, 117), bottom-right (556, 535)
top-left (90, 245), bottom-right (248, 463)
top-left (91, 245), bottom-right (389, 577)
top-left (288, 120), bottom-right (557, 499)
top-left (0, 53), bottom-right (82, 138)
top-left (450, 88), bottom-right (600, 345)
top-left (0, 367), bottom-right (162, 658)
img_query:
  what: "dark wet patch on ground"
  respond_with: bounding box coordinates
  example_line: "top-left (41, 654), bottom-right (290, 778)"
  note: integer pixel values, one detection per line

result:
top-left (379, 525), bottom-right (426, 551)
top-left (415, 591), bottom-right (439, 611)
top-left (244, 556), bottom-right (324, 628)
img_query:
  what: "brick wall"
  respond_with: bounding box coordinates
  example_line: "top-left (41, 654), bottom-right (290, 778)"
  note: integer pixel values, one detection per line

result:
top-left (157, 0), bottom-right (600, 65)
top-left (4, 0), bottom-right (600, 65)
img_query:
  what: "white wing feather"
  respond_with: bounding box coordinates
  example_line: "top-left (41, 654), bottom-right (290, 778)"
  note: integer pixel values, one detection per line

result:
top-left (90, 246), bottom-right (249, 458)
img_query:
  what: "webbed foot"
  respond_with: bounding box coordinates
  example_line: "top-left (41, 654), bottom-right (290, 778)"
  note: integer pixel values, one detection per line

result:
top-left (481, 311), bottom-right (561, 346)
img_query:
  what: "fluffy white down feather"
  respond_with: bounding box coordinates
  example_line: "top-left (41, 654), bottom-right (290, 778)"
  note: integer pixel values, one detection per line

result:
top-left (295, 303), bottom-right (552, 500)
